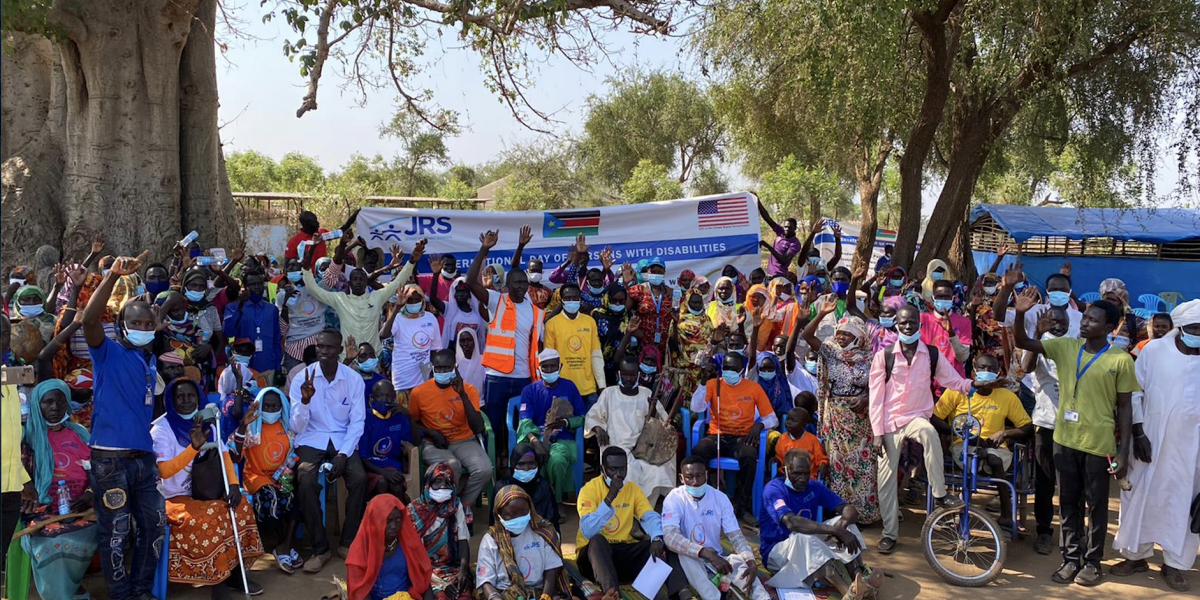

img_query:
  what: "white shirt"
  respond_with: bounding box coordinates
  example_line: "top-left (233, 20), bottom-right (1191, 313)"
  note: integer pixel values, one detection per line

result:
top-left (217, 364), bottom-right (255, 397)
top-left (476, 526), bottom-right (563, 590)
top-left (289, 362), bottom-right (366, 455)
top-left (1029, 350), bottom-right (1060, 429)
top-left (390, 312), bottom-right (442, 391)
top-left (1001, 303), bottom-right (1081, 388)
top-left (662, 485), bottom-right (740, 553)
top-left (150, 417), bottom-right (195, 499)
top-left (786, 366), bottom-right (818, 396)
top-left (485, 289), bottom-right (536, 379)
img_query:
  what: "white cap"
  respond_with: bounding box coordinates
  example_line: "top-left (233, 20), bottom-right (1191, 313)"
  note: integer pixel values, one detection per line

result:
top-left (538, 348), bottom-right (560, 362)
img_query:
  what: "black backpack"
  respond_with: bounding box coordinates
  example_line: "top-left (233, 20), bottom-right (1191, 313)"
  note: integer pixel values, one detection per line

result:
top-left (884, 342), bottom-right (940, 389)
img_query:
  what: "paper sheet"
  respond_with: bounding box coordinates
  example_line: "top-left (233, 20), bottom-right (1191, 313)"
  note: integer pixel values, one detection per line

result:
top-left (632, 556), bottom-right (673, 599)
top-left (774, 588), bottom-right (817, 600)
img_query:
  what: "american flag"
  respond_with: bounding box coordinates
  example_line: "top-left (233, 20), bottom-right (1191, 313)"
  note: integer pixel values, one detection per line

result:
top-left (697, 198), bottom-right (750, 228)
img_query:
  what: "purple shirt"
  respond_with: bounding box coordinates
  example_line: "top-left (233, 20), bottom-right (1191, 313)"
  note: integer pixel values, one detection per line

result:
top-left (767, 224), bottom-right (801, 277)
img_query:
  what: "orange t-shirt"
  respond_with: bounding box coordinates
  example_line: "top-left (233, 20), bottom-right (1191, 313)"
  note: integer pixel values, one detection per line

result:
top-left (704, 378), bottom-right (775, 436)
top-left (774, 431), bottom-right (828, 471)
top-left (243, 421), bottom-right (292, 493)
top-left (408, 379), bottom-right (482, 444)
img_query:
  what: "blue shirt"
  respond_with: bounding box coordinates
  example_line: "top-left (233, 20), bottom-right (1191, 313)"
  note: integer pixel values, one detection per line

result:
top-left (519, 379), bottom-right (584, 441)
top-left (222, 299), bottom-right (282, 373)
top-left (370, 547), bottom-right (410, 600)
top-left (360, 372), bottom-right (387, 404)
top-left (89, 337), bottom-right (157, 451)
top-left (760, 477), bottom-right (845, 560)
top-left (359, 408), bottom-right (412, 471)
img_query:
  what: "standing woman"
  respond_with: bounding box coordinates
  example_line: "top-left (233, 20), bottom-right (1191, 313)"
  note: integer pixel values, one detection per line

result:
top-left (409, 463), bottom-right (471, 600)
top-left (625, 258), bottom-right (676, 358)
top-left (344, 494), bottom-right (433, 600)
top-left (801, 296), bottom-right (880, 524)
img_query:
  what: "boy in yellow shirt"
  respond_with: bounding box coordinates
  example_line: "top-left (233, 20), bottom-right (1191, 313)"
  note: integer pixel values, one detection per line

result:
top-left (932, 355), bottom-right (1033, 529)
top-left (544, 283), bottom-right (606, 405)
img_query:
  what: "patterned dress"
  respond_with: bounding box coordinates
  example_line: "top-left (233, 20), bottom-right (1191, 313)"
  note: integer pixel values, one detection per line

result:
top-left (816, 344), bottom-right (880, 524)
top-left (627, 283), bottom-right (676, 357)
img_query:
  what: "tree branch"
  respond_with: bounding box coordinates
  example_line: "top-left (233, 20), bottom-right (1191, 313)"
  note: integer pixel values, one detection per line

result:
top-left (295, 0), bottom-right (340, 118)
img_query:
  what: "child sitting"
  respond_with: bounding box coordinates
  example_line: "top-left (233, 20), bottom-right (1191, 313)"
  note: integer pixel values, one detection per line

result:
top-left (774, 407), bottom-right (829, 481)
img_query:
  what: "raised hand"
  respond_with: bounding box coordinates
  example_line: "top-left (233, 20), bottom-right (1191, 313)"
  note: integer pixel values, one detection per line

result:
top-left (241, 400), bottom-right (261, 428)
top-left (90, 234), bottom-right (106, 255)
top-left (344, 336), bottom-right (359, 361)
top-left (819, 294), bottom-right (839, 315)
top-left (428, 253), bottom-right (444, 275)
top-left (300, 369), bottom-right (316, 405)
top-left (66, 265), bottom-right (87, 288)
top-left (1060, 260), bottom-right (1072, 276)
top-left (518, 225), bottom-right (533, 246)
top-left (996, 241), bottom-right (1011, 257)
top-left (111, 251), bottom-right (151, 276)
top-left (53, 264), bottom-right (68, 287)
top-left (851, 264), bottom-right (868, 281)
top-left (479, 230), bottom-right (499, 250)
top-left (387, 243), bottom-right (402, 265)
top-left (810, 220), bottom-right (825, 235)
top-left (575, 232), bottom-right (587, 254)
top-left (600, 246), bottom-right (614, 271)
top-left (1013, 287), bottom-right (1039, 314)
top-left (409, 239), bottom-right (428, 263)
top-left (1002, 260), bottom-right (1024, 287)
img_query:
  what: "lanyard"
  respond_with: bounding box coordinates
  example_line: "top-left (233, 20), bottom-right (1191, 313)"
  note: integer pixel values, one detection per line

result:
top-left (1072, 343), bottom-right (1109, 402)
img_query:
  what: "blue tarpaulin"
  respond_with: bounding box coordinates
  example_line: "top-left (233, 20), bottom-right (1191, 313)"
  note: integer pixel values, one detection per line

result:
top-left (970, 205), bottom-right (1200, 244)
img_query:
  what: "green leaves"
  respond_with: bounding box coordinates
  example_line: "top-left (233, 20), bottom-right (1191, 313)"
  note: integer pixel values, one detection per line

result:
top-left (620, 160), bottom-right (685, 204)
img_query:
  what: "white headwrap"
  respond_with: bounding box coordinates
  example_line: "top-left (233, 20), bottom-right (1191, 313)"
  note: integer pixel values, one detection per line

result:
top-left (537, 348), bottom-right (560, 362)
top-left (1170, 299), bottom-right (1200, 328)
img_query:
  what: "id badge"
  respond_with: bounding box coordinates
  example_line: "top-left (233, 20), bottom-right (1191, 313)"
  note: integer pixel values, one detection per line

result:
top-left (255, 338), bottom-right (264, 352)
top-left (1064, 410), bottom-right (1080, 423)
top-left (654, 332), bottom-right (662, 343)
top-left (145, 389), bottom-right (154, 407)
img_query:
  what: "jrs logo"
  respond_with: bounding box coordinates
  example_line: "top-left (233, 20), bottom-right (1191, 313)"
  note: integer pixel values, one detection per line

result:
top-left (370, 216), bottom-right (452, 241)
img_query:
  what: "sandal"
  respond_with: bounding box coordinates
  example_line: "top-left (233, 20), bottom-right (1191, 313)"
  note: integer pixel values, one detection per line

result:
top-left (845, 573), bottom-right (870, 600)
top-left (273, 551), bottom-right (296, 574)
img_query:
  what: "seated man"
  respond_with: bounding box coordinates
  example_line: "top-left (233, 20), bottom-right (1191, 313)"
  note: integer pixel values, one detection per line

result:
top-left (409, 349), bottom-right (490, 511)
top-left (663, 457), bottom-right (769, 600)
top-left (774, 407), bottom-right (828, 480)
top-left (932, 354), bottom-right (1033, 529)
top-left (761, 449), bottom-right (883, 599)
top-left (689, 351), bottom-right (778, 522)
top-left (517, 349), bottom-right (586, 503)
top-left (577, 447), bottom-right (691, 600)
top-left (358, 378), bottom-right (415, 502)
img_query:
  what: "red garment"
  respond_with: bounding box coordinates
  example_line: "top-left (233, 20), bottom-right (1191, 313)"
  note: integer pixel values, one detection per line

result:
top-left (47, 427), bottom-right (91, 498)
top-left (346, 495), bottom-right (432, 600)
top-left (284, 229), bottom-right (329, 262)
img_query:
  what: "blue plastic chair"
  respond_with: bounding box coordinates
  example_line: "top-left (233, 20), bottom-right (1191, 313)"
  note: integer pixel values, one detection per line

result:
top-left (507, 394), bottom-right (584, 492)
top-left (688, 413), bottom-right (770, 521)
top-left (295, 471), bottom-right (331, 541)
top-left (153, 523), bottom-right (171, 600)
top-left (1138, 294), bottom-right (1167, 313)
top-left (1077, 292), bottom-right (1101, 304)
top-left (1132, 308), bottom-right (1154, 320)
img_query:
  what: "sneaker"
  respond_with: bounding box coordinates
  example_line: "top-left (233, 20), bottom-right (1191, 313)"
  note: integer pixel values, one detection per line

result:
top-left (935, 495), bottom-right (964, 509)
top-left (1033, 533), bottom-right (1053, 555)
top-left (877, 537), bottom-right (897, 555)
top-left (1109, 558), bottom-right (1149, 577)
top-left (1074, 563), bottom-right (1103, 586)
top-left (1161, 565), bottom-right (1190, 592)
top-left (303, 551), bottom-right (333, 574)
top-left (1051, 562), bottom-right (1080, 584)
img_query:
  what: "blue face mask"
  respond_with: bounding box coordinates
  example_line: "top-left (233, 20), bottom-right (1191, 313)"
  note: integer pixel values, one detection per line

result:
top-left (685, 484), bottom-right (707, 498)
top-left (287, 271), bottom-right (303, 283)
top-left (889, 278), bottom-right (904, 288)
top-left (500, 513), bottom-right (531, 535)
top-left (931, 271), bottom-right (944, 281)
top-left (758, 370), bottom-right (776, 381)
top-left (898, 330), bottom-right (922, 344)
top-left (879, 317), bottom-right (896, 328)
top-left (832, 281), bottom-right (850, 296)
top-left (1181, 331), bottom-right (1200, 348)
top-left (146, 280), bottom-right (170, 297)
top-left (513, 468), bottom-right (538, 483)
top-left (608, 303), bottom-right (625, 313)
top-left (433, 371), bottom-right (455, 386)
top-left (784, 475), bottom-right (798, 491)
top-left (357, 358), bottom-right (379, 373)
top-left (404, 301), bottom-right (424, 315)
top-left (805, 360), bottom-right (818, 374)
top-left (541, 370), bottom-right (560, 384)
top-left (729, 347), bottom-right (745, 356)
top-left (722, 370), bottom-right (741, 385)
top-left (975, 371), bottom-right (999, 383)
top-left (1047, 291), bottom-right (1071, 307)
top-left (563, 301), bottom-right (581, 314)
top-left (18, 304), bottom-right (44, 318)
top-left (933, 299), bottom-right (953, 313)
top-left (720, 295), bottom-right (735, 305)
top-left (645, 274), bottom-right (665, 286)
top-left (688, 306), bottom-right (704, 316)
top-left (185, 289), bottom-right (206, 303)
top-left (124, 327), bottom-right (155, 347)
top-left (1014, 282), bottom-right (1028, 294)
top-left (177, 409), bottom-right (198, 420)
top-left (168, 312), bottom-right (189, 325)
top-left (639, 363), bottom-right (657, 375)
top-left (808, 256), bottom-right (820, 265)
top-left (232, 353), bottom-right (252, 365)
top-left (589, 285), bottom-right (605, 295)
top-left (261, 411), bottom-right (282, 424)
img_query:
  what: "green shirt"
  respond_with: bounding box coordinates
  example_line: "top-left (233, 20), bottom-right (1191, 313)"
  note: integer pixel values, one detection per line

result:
top-left (1042, 337), bottom-right (1139, 457)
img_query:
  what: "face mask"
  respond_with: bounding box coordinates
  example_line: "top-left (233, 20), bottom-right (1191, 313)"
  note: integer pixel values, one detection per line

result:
top-left (805, 360), bottom-right (818, 374)
top-left (18, 304), bottom-right (44, 318)
top-left (722, 370), bottom-right (741, 385)
top-left (729, 347), bottom-right (745, 356)
top-left (687, 306), bottom-right (704, 316)
top-left (232, 353), bottom-right (252, 365)
top-left (931, 272), bottom-right (944, 281)
top-left (645, 274), bottom-right (665, 286)
top-left (933, 299), bottom-right (953, 313)
top-left (261, 411), bottom-right (282, 424)
top-left (808, 256), bottom-right (820, 265)
top-left (371, 400), bottom-right (395, 415)
top-left (608, 303), bottom-right (625, 313)
top-left (501, 514), bottom-right (532, 535)
top-left (146, 280), bottom-right (170, 297)
top-left (9, 278), bottom-right (25, 287)
top-left (1047, 291), bottom-right (1071, 307)
top-left (46, 412), bottom-right (70, 426)
top-left (1041, 331), bottom-right (1062, 341)
top-left (563, 301), bottom-right (581, 314)
top-left (541, 370), bottom-right (560, 384)
top-left (758, 370), bottom-right (776, 381)
top-left (889, 278), bottom-right (904, 288)
top-left (433, 371), bottom-right (456, 385)
top-left (513, 468), bottom-right (537, 483)
top-left (185, 289), bottom-right (206, 303)
top-left (879, 317), bottom-right (895, 328)
top-left (720, 295), bottom-right (735, 305)
top-left (287, 271), bottom-right (303, 283)
top-left (429, 488), bottom-right (453, 503)
top-left (528, 272), bottom-right (544, 284)
top-left (976, 371), bottom-right (999, 383)
top-left (177, 409), bottom-right (198, 420)
top-left (442, 267), bottom-right (457, 278)
top-left (778, 293), bottom-right (793, 303)
top-left (619, 378), bottom-right (638, 391)
top-left (1180, 331), bottom-right (1200, 348)
top-left (784, 471), bottom-right (798, 491)
top-left (639, 363), bottom-right (657, 375)
top-left (1014, 282), bottom-right (1028, 294)
top-left (404, 301), bottom-right (424, 315)
top-left (588, 285), bottom-right (605, 295)
top-left (983, 285), bottom-right (998, 295)
top-left (102, 269), bottom-right (112, 277)
top-left (898, 330), bottom-right (922, 344)
top-left (124, 327), bottom-right (155, 347)
top-left (357, 358), bottom-right (379, 373)
top-left (685, 484), bottom-right (707, 498)
top-left (831, 281), bottom-right (850, 296)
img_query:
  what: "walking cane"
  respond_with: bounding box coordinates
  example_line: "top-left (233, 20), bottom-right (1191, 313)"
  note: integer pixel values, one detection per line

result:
top-left (199, 404), bottom-right (252, 596)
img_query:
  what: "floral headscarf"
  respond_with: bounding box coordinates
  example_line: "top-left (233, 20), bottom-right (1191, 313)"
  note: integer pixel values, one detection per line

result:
top-left (830, 315), bottom-right (872, 365)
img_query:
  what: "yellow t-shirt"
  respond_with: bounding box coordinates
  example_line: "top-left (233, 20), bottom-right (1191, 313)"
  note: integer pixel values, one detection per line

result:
top-left (576, 475), bottom-right (653, 549)
top-left (544, 312), bottom-right (602, 395)
top-left (934, 388), bottom-right (1032, 446)
top-left (2, 384), bottom-right (32, 493)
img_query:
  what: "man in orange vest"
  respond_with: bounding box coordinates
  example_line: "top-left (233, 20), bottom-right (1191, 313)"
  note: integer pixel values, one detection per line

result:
top-left (466, 229), bottom-right (543, 470)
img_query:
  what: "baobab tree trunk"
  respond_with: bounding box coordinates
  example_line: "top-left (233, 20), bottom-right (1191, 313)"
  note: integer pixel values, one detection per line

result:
top-left (1, 0), bottom-right (240, 269)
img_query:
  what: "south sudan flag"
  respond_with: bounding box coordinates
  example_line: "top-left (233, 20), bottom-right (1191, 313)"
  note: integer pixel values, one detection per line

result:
top-left (542, 210), bottom-right (600, 238)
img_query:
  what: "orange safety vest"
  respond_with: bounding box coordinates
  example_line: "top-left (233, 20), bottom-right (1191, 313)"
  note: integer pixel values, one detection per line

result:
top-left (481, 294), bottom-right (542, 378)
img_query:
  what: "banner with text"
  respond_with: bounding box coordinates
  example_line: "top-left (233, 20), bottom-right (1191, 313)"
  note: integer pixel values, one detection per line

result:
top-left (355, 192), bottom-right (762, 285)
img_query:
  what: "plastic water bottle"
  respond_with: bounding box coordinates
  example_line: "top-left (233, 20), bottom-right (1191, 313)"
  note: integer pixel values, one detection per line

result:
top-left (56, 480), bottom-right (71, 515)
top-left (195, 256), bottom-right (226, 267)
top-left (318, 229), bottom-right (343, 242)
top-left (178, 230), bottom-right (199, 248)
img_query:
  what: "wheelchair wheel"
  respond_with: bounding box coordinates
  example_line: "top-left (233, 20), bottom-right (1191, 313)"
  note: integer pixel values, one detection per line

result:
top-left (921, 504), bottom-right (1007, 586)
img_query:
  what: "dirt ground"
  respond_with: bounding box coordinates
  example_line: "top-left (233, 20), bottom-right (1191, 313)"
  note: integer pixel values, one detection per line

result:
top-left (49, 489), bottom-right (1196, 600)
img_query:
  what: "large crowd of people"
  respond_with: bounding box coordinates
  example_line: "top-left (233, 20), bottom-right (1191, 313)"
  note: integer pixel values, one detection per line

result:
top-left (1, 200), bottom-right (1197, 600)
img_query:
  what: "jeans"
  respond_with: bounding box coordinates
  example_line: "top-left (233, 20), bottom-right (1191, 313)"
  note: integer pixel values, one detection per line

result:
top-left (483, 374), bottom-right (530, 462)
top-left (1034, 427), bottom-right (1057, 536)
top-left (295, 443), bottom-right (367, 555)
top-left (1, 492), bottom-right (20, 567)
top-left (1053, 442), bottom-right (1110, 567)
top-left (89, 452), bottom-right (166, 600)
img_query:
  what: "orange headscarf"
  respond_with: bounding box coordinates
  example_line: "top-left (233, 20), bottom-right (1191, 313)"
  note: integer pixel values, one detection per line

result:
top-left (345, 495), bottom-right (432, 600)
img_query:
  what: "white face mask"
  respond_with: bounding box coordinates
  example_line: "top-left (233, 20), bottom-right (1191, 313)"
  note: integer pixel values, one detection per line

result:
top-left (429, 488), bottom-right (453, 503)
top-left (528, 272), bottom-right (543, 283)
